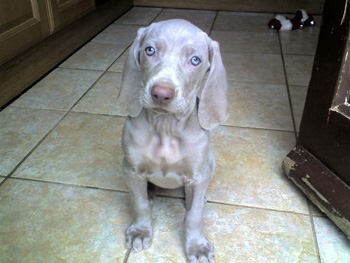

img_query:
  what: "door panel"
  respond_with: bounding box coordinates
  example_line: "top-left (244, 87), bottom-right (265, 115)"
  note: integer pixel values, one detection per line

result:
top-left (283, 0), bottom-right (350, 238)
top-left (46, 0), bottom-right (95, 33)
top-left (0, 0), bottom-right (50, 64)
top-left (297, 0), bottom-right (350, 185)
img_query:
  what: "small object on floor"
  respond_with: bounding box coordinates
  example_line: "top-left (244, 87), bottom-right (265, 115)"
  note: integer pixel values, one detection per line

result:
top-left (294, 9), bottom-right (315, 27)
top-left (268, 15), bottom-right (298, 31)
top-left (268, 10), bottom-right (315, 31)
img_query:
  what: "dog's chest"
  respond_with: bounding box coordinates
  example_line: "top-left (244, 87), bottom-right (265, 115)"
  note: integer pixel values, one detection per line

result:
top-left (123, 113), bottom-right (209, 187)
top-left (145, 134), bottom-right (181, 166)
top-left (139, 132), bottom-right (196, 188)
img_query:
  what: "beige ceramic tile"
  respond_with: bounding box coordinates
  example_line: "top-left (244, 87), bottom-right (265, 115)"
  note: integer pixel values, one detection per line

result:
top-left (210, 30), bottom-right (280, 54)
top-left (213, 12), bottom-right (274, 32)
top-left (73, 72), bottom-right (124, 116)
top-left (313, 217), bottom-right (350, 263)
top-left (115, 7), bottom-right (162, 25)
top-left (289, 85), bottom-right (308, 132)
top-left (0, 107), bottom-right (64, 175)
top-left (206, 203), bottom-right (317, 263)
top-left (153, 9), bottom-right (216, 33)
top-left (11, 68), bottom-right (103, 111)
top-left (222, 52), bottom-right (285, 84)
top-left (208, 126), bottom-right (308, 213)
top-left (129, 197), bottom-right (317, 263)
top-left (225, 82), bottom-right (294, 131)
top-left (280, 32), bottom-right (319, 55)
top-left (127, 197), bottom-right (186, 262)
top-left (284, 55), bottom-right (314, 86)
top-left (12, 112), bottom-right (127, 191)
top-left (108, 48), bottom-right (129, 73)
top-left (0, 179), bottom-right (131, 263)
top-left (60, 42), bottom-right (127, 71)
top-left (91, 24), bottom-right (140, 45)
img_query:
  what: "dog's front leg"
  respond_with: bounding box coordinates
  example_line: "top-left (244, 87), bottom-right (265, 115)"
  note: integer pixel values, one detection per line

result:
top-left (184, 177), bottom-right (215, 263)
top-left (123, 161), bottom-right (153, 253)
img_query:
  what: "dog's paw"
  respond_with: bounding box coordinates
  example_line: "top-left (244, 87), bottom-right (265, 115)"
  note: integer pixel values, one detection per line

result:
top-left (186, 237), bottom-right (215, 263)
top-left (125, 223), bottom-right (153, 253)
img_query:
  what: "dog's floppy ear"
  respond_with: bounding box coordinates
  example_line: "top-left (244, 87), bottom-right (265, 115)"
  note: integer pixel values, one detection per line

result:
top-left (198, 36), bottom-right (228, 130)
top-left (117, 27), bottom-right (147, 117)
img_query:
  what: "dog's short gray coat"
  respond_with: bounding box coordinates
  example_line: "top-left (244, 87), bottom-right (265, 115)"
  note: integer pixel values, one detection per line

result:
top-left (117, 19), bottom-right (228, 263)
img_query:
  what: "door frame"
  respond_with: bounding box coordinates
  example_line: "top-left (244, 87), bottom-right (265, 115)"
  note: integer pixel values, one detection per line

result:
top-left (283, 0), bottom-right (350, 239)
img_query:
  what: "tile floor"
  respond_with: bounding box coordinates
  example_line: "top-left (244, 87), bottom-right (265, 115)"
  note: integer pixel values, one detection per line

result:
top-left (1, 7), bottom-right (350, 263)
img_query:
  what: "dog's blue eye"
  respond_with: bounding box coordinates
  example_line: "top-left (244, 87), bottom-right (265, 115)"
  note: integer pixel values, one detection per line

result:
top-left (145, 46), bottom-right (155, 56)
top-left (190, 56), bottom-right (201, 66)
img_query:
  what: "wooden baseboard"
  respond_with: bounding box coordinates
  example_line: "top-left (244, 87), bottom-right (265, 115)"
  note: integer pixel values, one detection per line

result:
top-left (134, 0), bottom-right (325, 14)
top-left (283, 145), bottom-right (350, 239)
top-left (0, 0), bottom-right (132, 109)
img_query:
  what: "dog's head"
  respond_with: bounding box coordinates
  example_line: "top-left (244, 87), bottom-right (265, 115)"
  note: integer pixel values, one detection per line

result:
top-left (117, 19), bottom-right (228, 130)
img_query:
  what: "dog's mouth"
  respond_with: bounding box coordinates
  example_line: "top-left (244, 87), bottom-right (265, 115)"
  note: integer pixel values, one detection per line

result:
top-left (150, 107), bottom-right (170, 114)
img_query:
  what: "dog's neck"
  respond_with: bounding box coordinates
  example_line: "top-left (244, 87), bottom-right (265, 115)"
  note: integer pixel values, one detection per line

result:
top-left (144, 104), bottom-right (200, 139)
top-left (145, 110), bottom-right (185, 137)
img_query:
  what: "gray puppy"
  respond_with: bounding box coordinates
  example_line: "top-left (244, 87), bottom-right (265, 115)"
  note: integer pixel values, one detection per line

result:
top-left (117, 19), bottom-right (228, 263)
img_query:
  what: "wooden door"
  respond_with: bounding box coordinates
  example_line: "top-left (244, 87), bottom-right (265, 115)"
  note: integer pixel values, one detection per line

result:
top-left (46, 0), bottom-right (95, 33)
top-left (283, 0), bottom-right (350, 238)
top-left (0, 0), bottom-right (50, 64)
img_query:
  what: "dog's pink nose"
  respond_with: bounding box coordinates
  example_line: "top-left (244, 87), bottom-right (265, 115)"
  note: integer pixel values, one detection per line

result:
top-left (151, 83), bottom-right (175, 105)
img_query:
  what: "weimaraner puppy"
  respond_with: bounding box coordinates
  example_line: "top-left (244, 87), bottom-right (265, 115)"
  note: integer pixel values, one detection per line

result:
top-left (117, 19), bottom-right (228, 263)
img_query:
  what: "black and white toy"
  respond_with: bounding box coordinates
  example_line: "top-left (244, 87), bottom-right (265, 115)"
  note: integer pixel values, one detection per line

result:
top-left (268, 10), bottom-right (315, 31)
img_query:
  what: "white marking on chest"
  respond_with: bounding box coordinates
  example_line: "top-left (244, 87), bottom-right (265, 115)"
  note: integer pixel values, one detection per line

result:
top-left (146, 134), bottom-right (181, 165)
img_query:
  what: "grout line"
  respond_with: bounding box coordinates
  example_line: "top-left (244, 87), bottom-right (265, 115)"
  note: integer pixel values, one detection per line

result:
top-left (220, 123), bottom-right (295, 134)
top-left (221, 50), bottom-right (281, 55)
top-left (6, 106), bottom-right (296, 135)
top-left (225, 77), bottom-right (293, 86)
top-left (122, 249), bottom-right (132, 263)
top-left (107, 6), bottom-right (164, 78)
top-left (149, 7), bottom-right (164, 23)
top-left (66, 67), bottom-right (111, 112)
top-left (208, 11), bottom-right (219, 36)
top-left (6, 176), bottom-right (129, 194)
top-left (2, 7), bottom-right (135, 112)
top-left (0, 9), bottom-right (143, 186)
top-left (68, 109), bottom-right (126, 118)
top-left (6, 105), bottom-right (68, 113)
top-left (143, 6), bottom-right (279, 15)
top-left (57, 66), bottom-right (106, 72)
top-left (278, 52), bottom-right (316, 57)
top-left (223, 50), bottom-right (282, 55)
top-left (7, 105), bottom-right (125, 119)
top-left (155, 194), bottom-right (311, 217)
top-left (105, 43), bottom-right (133, 72)
top-left (277, 30), bottom-right (298, 141)
top-left (4, 175), bottom-right (311, 218)
top-left (308, 204), bottom-right (322, 263)
top-left (0, 69), bottom-right (109, 188)
top-left (98, 6), bottom-right (163, 73)
top-left (212, 28), bottom-right (278, 33)
top-left (0, 111), bottom-right (69, 188)
top-left (206, 199), bottom-right (311, 217)
top-left (149, 6), bottom-right (220, 13)
top-left (227, 79), bottom-right (308, 87)
top-left (210, 28), bottom-right (279, 34)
